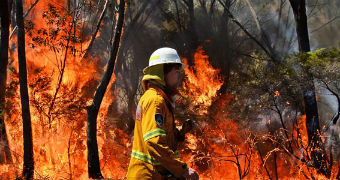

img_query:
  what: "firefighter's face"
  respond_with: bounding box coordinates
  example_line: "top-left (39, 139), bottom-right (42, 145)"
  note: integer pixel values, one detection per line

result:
top-left (165, 66), bottom-right (184, 88)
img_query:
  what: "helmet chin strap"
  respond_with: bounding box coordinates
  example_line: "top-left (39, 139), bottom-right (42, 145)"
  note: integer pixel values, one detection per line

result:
top-left (171, 94), bottom-right (181, 108)
top-left (148, 80), bottom-right (182, 108)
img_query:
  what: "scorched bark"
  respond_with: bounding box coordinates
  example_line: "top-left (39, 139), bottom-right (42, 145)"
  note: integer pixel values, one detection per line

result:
top-left (86, 0), bottom-right (125, 179)
top-left (16, 0), bottom-right (34, 178)
top-left (289, 0), bottom-right (330, 177)
top-left (0, 0), bottom-right (13, 164)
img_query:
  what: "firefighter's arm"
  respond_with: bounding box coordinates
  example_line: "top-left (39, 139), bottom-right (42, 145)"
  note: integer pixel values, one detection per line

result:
top-left (146, 136), bottom-right (188, 177)
top-left (142, 96), bottom-right (187, 177)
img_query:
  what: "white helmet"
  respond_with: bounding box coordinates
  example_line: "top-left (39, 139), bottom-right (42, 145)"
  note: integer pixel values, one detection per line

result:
top-left (143, 47), bottom-right (186, 73)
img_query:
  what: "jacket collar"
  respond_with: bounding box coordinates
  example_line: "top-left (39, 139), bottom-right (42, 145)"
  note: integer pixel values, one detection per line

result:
top-left (147, 81), bottom-right (181, 109)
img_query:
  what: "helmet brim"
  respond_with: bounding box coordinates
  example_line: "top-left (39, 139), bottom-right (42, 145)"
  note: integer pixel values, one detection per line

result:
top-left (143, 62), bottom-right (186, 74)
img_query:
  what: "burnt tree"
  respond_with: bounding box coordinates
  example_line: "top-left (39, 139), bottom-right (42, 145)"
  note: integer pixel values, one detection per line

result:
top-left (16, 0), bottom-right (34, 178)
top-left (185, 0), bottom-right (198, 49)
top-left (0, 0), bottom-right (13, 164)
top-left (217, 0), bottom-right (232, 94)
top-left (86, 0), bottom-right (125, 178)
top-left (182, 0), bottom-right (199, 65)
top-left (113, 0), bottom-right (159, 132)
top-left (289, 0), bottom-right (330, 177)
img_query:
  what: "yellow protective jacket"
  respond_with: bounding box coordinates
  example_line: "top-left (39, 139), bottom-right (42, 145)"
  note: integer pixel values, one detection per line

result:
top-left (127, 84), bottom-right (187, 180)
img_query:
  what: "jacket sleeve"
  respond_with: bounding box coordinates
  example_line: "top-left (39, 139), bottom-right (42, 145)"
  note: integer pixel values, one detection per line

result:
top-left (141, 96), bottom-right (187, 178)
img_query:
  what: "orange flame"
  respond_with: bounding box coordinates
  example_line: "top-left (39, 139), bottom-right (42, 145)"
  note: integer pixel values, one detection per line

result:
top-left (274, 90), bottom-right (280, 97)
top-left (2, 2), bottom-right (338, 177)
top-left (0, 0), bottom-right (126, 179)
top-left (182, 46), bottom-right (223, 114)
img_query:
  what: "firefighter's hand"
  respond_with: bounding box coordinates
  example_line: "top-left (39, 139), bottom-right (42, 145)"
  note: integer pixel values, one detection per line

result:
top-left (181, 119), bottom-right (194, 135)
top-left (183, 168), bottom-right (199, 180)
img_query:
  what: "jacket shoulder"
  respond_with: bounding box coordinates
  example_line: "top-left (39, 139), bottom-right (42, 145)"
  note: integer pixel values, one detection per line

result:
top-left (140, 89), bottom-right (165, 107)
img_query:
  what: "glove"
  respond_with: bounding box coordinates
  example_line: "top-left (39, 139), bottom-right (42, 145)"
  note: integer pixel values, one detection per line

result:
top-left (181, 119), bottom-right (195, 135)
top-left (182, 168), bottom-right (199, 180)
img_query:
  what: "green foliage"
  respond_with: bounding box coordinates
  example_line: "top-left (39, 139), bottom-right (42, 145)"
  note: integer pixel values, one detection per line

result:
top-left (289, 48), bottom-right (340, 82)
top-left (228, 47), bottom-right (340, 125)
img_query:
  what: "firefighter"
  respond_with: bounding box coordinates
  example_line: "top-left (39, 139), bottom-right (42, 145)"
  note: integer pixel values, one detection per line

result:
top-left (127, 47), bottom-right (199, 180)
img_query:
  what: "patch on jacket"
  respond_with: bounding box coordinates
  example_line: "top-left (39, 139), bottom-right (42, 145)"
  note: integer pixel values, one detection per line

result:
top-left (136, 105), bottom-right (141, 120)
top-left (155, 113), bottom-right (164, 126)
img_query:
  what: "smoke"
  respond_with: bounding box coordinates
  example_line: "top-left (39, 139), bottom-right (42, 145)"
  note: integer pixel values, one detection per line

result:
top-left (316, 83), bottom-right (340, 161)
top-left (325, 124), bottom-right (340, 160)
top-left (308, 0), bottom-right (340, 49)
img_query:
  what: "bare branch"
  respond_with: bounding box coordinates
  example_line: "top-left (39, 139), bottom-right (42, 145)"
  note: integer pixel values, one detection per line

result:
top-left (256, 144), bottom-right (273, 180)
top-left (47, 8), bottom-right (79, 127)
top-left (310, 16), bottom-right (340, 33)
top-left (217, 0), bottom-right (276, 62)
top-left (245, 0), bottom-right (278, 60)
top-left (10, 0), bottom-right (39, 39)
top-left (83, 0), bottom-right (109, 58)
top-left (321, 80), bottom-right (340, 125)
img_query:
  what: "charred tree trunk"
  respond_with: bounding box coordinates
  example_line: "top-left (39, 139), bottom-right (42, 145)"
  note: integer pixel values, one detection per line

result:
top-left (182, 0), bottom-right (198, 65)
top-left (289, 0), bottom-right (310, 52)
top-left (113, 0), bottom-right (159, 132)
top-left (187, 0), bottom-right (198, 49)
top-left (288, 0), bottom-right (330, 177)
top-left (273, 151), bottom-right (278, 180)
top-left (16, 0), bottom-right (34, 179)
top-left (83, 0), bottom-right (108, 59)
top-left (0, 0), bottom-right (13, 164)
top-left (217, 0), bottom-right (232, 94)
top-left (86, 0), bottom-right (125, 178)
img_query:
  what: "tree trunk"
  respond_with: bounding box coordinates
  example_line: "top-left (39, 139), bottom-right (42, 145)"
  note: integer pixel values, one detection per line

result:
top-left (183, 0), bottom-right (198, 65)
top-left (217, 0), bottom-right (231, 94)
top-left (288, 0), bottom-right (330, 177)
top-left (83, 0), bottom-right (109, 59)
top-left (86, 0), bottom-right (125, 178)
top-left (16, 0), bottom-right (34, 178)
top-left (187, 0), bottom-right (198, 49)
top-left (0, 0), bottom-right (13, 164)
top-left (289, 0), bottom-right (310, 52)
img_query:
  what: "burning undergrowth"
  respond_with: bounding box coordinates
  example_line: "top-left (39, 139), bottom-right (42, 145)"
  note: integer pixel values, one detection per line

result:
top-left (1, 1), bottom-right (340, 179)
top-left (1, 1), bottom-right (128, 179)
top-left (177, 46), bottom-right (259, 179)
top-left (3, 34), bottom-right (337, 179)
top-left (175, 46), bottom-right (339, 180)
